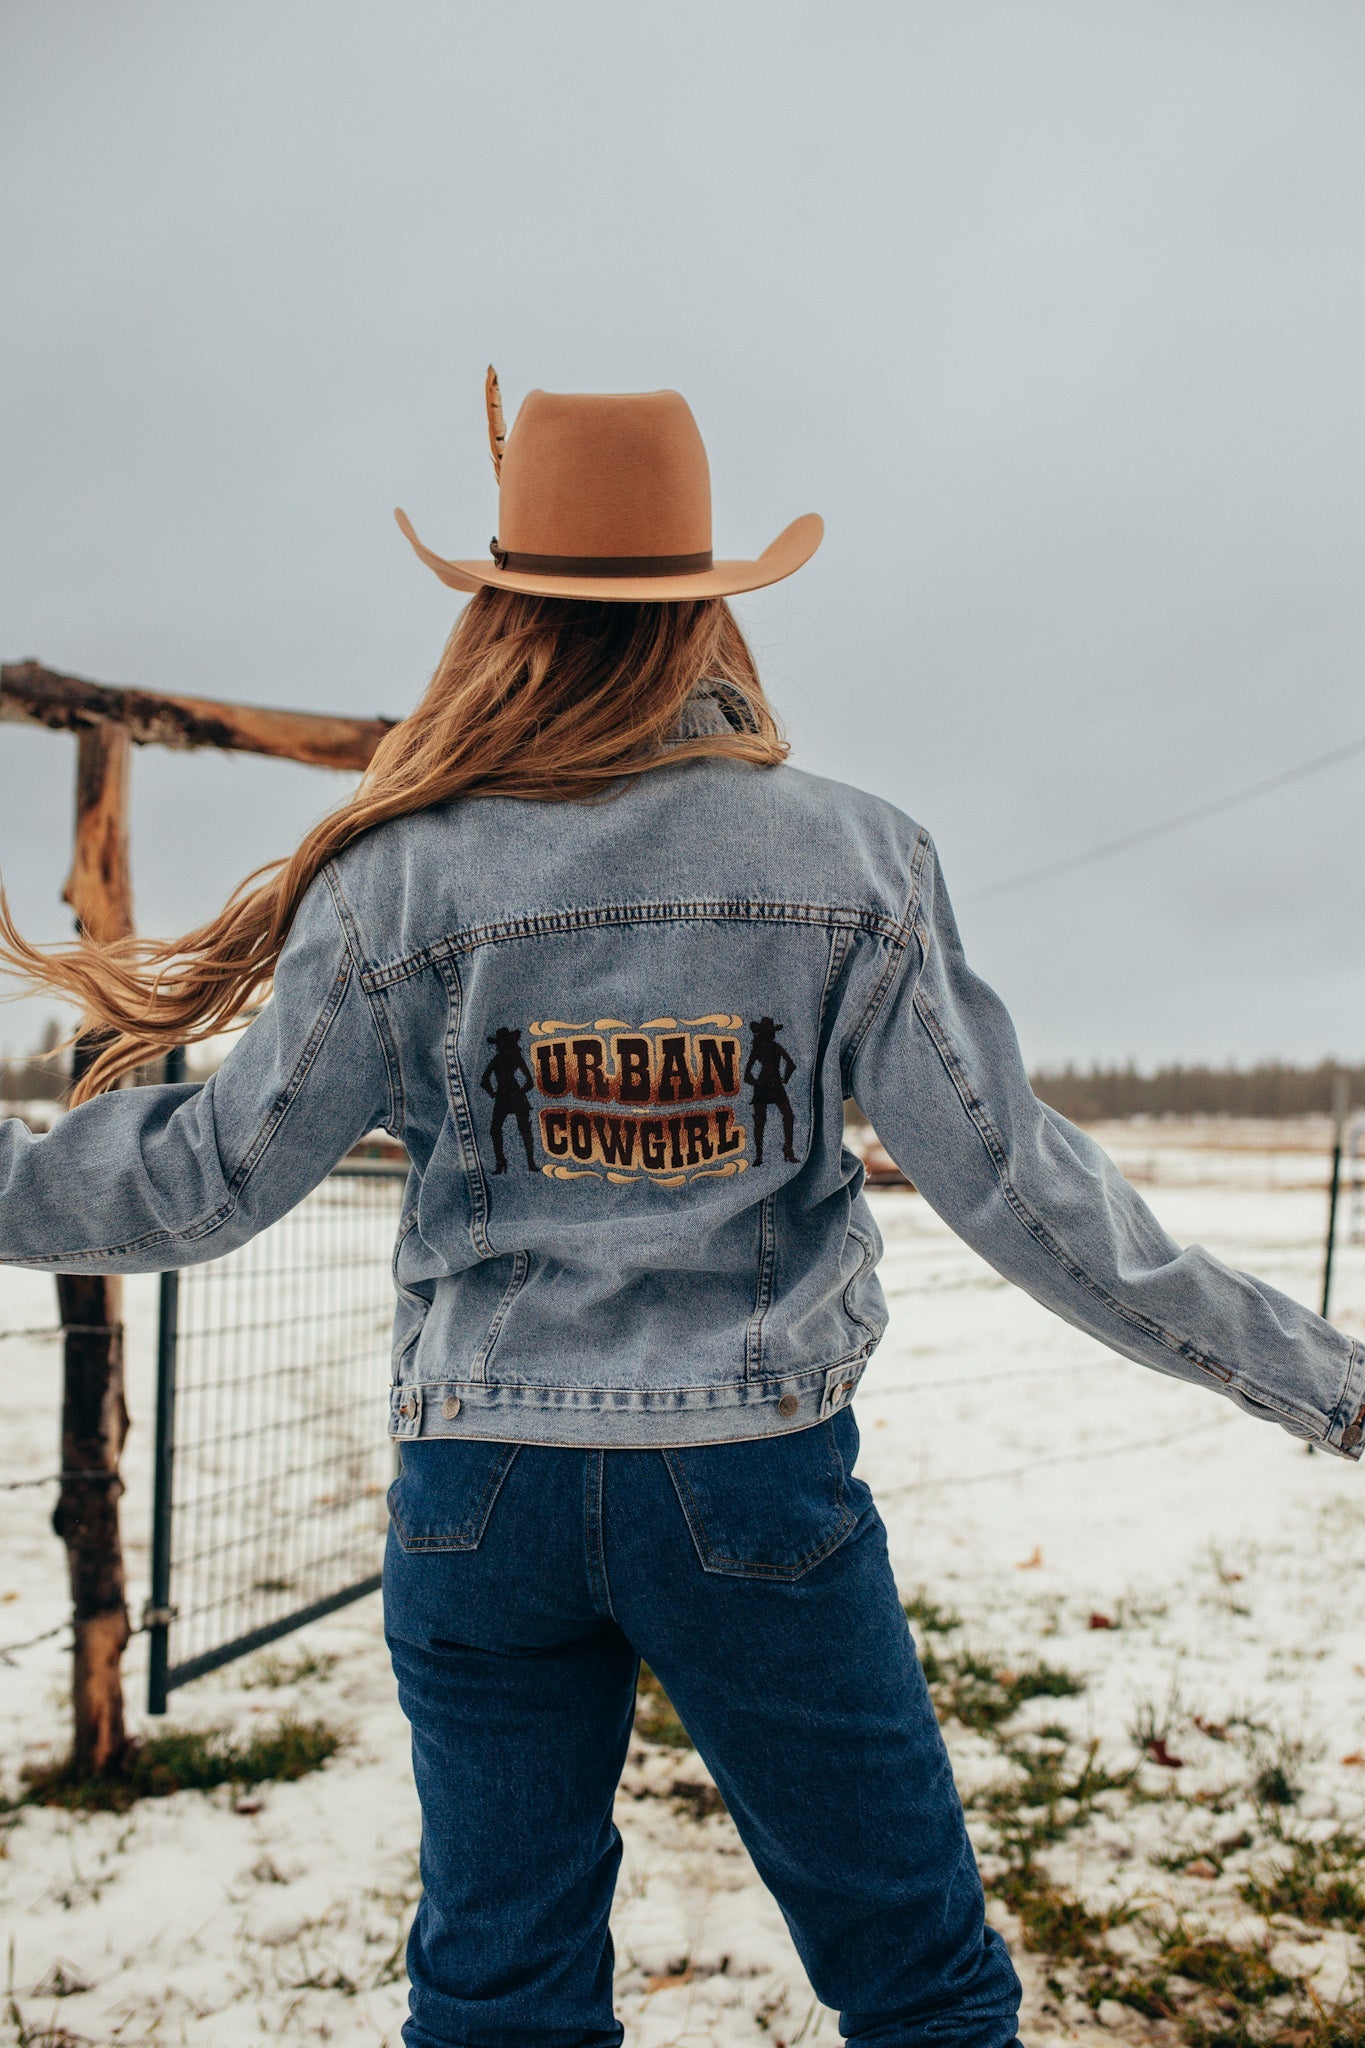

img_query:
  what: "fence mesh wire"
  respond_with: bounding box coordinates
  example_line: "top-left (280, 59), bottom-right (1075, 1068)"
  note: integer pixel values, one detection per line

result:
top-left (151, 1160), bottom-right (406, 1704)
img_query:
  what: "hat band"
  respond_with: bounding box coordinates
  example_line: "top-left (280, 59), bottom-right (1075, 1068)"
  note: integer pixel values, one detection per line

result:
top-left (490, 541), bottom-right (714, 577)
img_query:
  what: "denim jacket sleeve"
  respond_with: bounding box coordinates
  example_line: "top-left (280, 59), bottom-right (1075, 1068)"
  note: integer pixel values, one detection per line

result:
top-left (0, 866), bottom-right (395, 1275)
top-left (849, 833), bottom-right (1365, 1462)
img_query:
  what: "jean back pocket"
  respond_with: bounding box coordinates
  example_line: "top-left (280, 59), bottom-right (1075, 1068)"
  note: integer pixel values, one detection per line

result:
top-left (663, 1411), bottom-right (859, 1581)
top-left (388, 1438), bottom-right (522, 1554)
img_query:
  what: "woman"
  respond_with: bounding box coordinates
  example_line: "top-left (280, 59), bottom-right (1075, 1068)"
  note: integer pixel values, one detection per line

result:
top-left (2, 374), bottom-right (1360, 2048)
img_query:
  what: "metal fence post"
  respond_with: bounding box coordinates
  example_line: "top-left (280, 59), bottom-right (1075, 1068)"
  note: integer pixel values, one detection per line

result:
top-left (1322, 1072), bottom-right (1349, 1322)
top-left (146, 1046), bottom-right (186, 1715)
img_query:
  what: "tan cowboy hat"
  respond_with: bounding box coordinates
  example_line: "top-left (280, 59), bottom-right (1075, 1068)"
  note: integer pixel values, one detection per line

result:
top-left (394, 369), bottom-right (823, 601)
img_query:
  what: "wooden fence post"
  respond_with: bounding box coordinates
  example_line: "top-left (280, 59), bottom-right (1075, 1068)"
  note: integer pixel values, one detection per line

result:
top-left (54, 722), bottom-right (135, 1776)
top-left (0, 662), bottom-right (393, 1771)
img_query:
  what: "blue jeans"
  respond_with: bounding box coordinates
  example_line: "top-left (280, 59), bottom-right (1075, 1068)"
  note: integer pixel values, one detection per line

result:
top-left (382, 1407), bottom-right (1023, 2048)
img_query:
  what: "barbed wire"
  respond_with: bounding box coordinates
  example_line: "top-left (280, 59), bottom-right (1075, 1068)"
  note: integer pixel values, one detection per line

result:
top-left (0, 1326), bottom-right (61, 1345)
top-left (875, 1413), bottom-right (1233, 1498)
top-left (0, 1470), bottom-right (129, 1493)
top-left (0, 1616), bottom-right (150, 1669)
top-left (868, 1358), bottom-right (1095, 1399)
top-left (0, 1618), bottom-right (70, 1666)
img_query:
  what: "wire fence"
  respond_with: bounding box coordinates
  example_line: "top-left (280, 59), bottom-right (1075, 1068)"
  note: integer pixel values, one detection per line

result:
top-left (146, 1158), bottom-right (407, 1709)
top-left (1, 1128), bottom-right (1360, 1678)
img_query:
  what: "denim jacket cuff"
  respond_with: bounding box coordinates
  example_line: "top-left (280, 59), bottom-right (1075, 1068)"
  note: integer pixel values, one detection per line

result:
top-left (1324, 1336), bottom-right (1365, 1460)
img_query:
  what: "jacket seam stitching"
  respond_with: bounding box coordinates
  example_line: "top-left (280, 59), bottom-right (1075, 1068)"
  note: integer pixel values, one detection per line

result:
top-left (470, 1249), bottom-right (532, 1383)
top-left (407, 1344), bottom-right (876, 1400)
top-left (360, 900), bottom-right (912, 991)
top-left (841, 829), bottom-right (931, 1081)
top-left (323, 863), bottom-right (405, 1134)
top-left (745, 1194), bottom-right (778, 1379)
top-left (437, 957), bottom-right (494, 1259)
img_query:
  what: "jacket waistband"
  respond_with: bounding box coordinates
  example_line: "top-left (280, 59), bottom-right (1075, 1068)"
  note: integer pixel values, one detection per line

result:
top-left (387, 1356), bottom-right (866, 1448)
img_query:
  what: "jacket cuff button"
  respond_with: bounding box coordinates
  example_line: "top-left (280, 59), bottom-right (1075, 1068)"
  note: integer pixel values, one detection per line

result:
top-left (777, 1393), bottom-right (799, 1418)
top-left (397, 1398), bottom-right (416, 1420)
top-left (442, 1395), bottom-right (462, 1419)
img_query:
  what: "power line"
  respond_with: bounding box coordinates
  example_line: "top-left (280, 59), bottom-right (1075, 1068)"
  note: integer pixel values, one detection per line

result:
top-left (963, 731), bottom-right (1365, 904)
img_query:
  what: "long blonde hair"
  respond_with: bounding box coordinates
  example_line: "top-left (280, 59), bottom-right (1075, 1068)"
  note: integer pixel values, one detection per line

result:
top-left (0, 590), bottom-right (785, 1103)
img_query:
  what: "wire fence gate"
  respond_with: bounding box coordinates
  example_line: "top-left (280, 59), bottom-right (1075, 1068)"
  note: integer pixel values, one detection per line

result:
top-left (146, 1153), bottom-right (408, 1713)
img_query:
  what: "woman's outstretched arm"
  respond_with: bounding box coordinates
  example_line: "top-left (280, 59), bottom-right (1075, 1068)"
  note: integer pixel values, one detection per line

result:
top-left (848, 833), bottom-right (1365, 1461)
top-left (0, 867), bottom-right (396, 1275)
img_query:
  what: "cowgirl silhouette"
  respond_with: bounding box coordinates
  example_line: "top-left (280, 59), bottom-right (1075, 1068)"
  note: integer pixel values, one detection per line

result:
top-left (481, 1026), bottom-right (536, 1172)
top-left (745, 1016), bottom-right (796, 1165)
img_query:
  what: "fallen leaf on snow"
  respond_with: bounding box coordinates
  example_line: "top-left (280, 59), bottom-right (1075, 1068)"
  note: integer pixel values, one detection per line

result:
top-left (1184, 1858), bottom-right (1219, 1879)
top-left (1342, 1752), bottom-right (1365, 1767)
top-left (1015, 1546), bottom-right (1043, 1570)
top-left (1088, 1612), bottom-right (1114, 1630)
top-left (644, 1966), bottom-right (694, 1993)
top-left (1147, 1738), bottom-right (1184, 1769)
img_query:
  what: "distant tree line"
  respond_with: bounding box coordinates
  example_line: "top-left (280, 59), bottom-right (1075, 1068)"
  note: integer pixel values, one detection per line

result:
top-left (4, 1035), bottom-right (1362, 1122)
top-left (1029, 1061), bottom-right (1364, 1122)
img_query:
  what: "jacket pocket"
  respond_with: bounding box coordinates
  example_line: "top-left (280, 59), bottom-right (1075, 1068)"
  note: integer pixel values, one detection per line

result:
top-left (663, 1410), bottom-right (862, 1581)
top-left (391, 1208), bottom-right (434, 1375)
top-left (387, 1439), bottom-right (522, 1553)
top-left (841, 1221), bottom-right (885, 1344)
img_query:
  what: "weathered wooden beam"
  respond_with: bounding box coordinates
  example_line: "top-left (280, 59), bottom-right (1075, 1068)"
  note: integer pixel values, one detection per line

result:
top-left (1, 660), bottom-right (395, 772)
top-left (64, 723), bottom-right (134, 943)
top-left (55, 725), bottom-right (135, 1778)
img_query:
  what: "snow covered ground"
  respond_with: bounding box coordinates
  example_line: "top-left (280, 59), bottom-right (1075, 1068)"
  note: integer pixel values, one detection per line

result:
top-left (2, 1120), bottom-right (1364, 2046)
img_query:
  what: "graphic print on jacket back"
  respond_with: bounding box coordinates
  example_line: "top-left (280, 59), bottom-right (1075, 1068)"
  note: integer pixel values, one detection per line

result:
top-left (480, 1014), bottom-right (797, 1186)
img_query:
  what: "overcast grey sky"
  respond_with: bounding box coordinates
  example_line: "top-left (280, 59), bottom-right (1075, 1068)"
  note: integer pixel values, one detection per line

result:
top-left (3, 2), bottom-right (1363, 1066)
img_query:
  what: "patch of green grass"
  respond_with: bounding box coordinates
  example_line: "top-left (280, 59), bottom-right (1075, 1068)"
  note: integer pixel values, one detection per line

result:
top-left (14, 1715), bottom-right (344, 1812)
top-left (242, 1647), bottom-right (340, 1688)
top-left (1084, 1928), bottom-right (1304, 2037)
top-left (1239, 1828), bottom-right (1365, 1930)
top-left (928, 1619), bottom-right (1365, 2043)
top-left (981, 1734), bottom-right (1137, 1862)
top-left (1129, 1678), bottom-right (1188, 1759)
top-left (986, 1863), bottom-right (1117, 1962)
top-left (1173, 1976), bottom-right (1365, 2048)
top-left (1251, 1759), bottom-right (1302, 1810)
top-left (902, 1590), bottom-right (962, 1635)
top-left (1159, 1930), bottom-right (1297, 2004)
top-left (926, 1646), bottom-right (1085, 1734)
top-left (634, 1667), bottom-right (692, 1750)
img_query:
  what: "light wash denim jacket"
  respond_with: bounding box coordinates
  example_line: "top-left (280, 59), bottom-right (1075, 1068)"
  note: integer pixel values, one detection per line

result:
top-left (2, 685), bottom-right (1362, 1458)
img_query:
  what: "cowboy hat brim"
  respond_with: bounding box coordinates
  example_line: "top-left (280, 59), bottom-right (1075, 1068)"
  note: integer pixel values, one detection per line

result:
top-left (393, 508), bottom-right (823, 601)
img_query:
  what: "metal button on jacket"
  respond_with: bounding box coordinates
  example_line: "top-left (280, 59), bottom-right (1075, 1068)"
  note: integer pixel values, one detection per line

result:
top-left (442, 1395), bottom-right (462, 1419)
top-left (777, 1393), bottom-right (799, 1418)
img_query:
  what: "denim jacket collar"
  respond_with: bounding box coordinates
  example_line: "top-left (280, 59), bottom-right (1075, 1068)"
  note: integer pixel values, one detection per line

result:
top-left (668, 679), bottom-right (761, 743)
